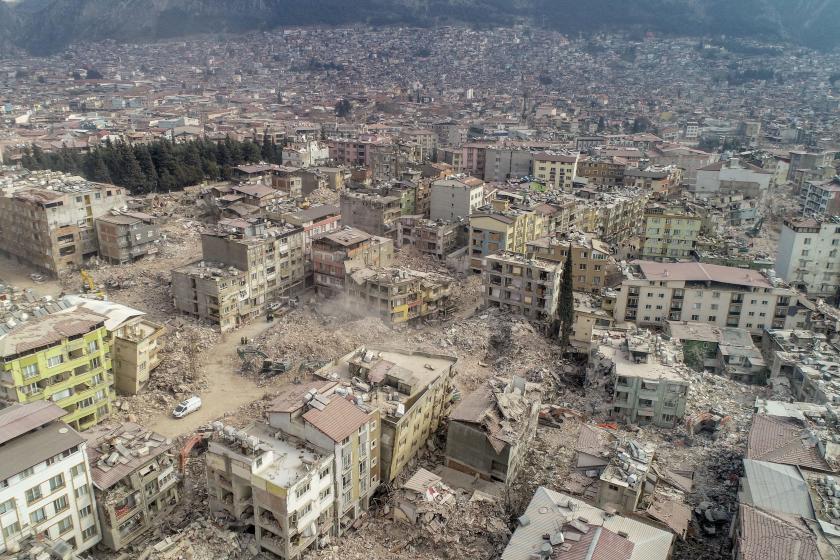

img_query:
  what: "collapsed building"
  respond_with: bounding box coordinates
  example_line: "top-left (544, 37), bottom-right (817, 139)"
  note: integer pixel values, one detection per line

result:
top-left (762, 329), bottom-right (840, 405)
top-left (666, 321), bottom-right (768, 384)
top-left (84, 423), bottom-right (180, 551)
top-left (445, 376), bottom-right (540, 487)
top-left (502, 487), bottom-right (674, 560)
top-left (346, 267), bottom-right (453, 324)
top-left (314, 347), bottom-right (457, 482)
top-left (587, 328), bottom-right (690, 428)
top-left (172, 219), bottom-right (305, 332)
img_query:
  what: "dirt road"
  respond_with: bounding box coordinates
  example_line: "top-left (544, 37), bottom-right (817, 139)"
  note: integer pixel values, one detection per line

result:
top-left (0, 255), bottom-right (63, 297)
top-left (148, 318), bottom-right (276, 438)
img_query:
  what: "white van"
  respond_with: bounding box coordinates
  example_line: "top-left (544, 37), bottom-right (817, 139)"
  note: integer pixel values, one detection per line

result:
top-left (173, 396), bottom-right (202, 418)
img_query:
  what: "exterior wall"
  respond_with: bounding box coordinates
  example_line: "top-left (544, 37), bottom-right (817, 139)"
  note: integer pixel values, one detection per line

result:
top-left (615, 278), bottom-right (797, 336)
top-left (776, 220), bottom-right (840, 297)
top-left (0, 327), bottom-right (114, 431)
top-left (0, 442), bottom-right (100, 555)
top-left (640, 213), bottom-right (702, 261)
top-left (468, 212), bottom-right (546, 273)
top-left (0, 185), bottom-right (127, 276)
top-left (171, 268), bottom-right (243, 332)
top-left (96, 455), bottom-right (179, 550)
top-left (444, 403), bottom-right (538, 485)
top-left (339, 193), bottom-right (402, 236)
top-left (396, 217), bottom-right (461, 260)
top-left (429, 180), bottom-right (484, 222)
top-left (346, 274), bottom-right (452, 324)
top-left (111, 320), bottom-right (165, 395)
top-left (483, 148), bottom-right (533, 182)
top-left (483, 255), bottom-right (562, 320)
top-left (95, 218), bottom-right (160, 265)
top-left (611, 374), bottom-right (688, 427)
top-left (531, 154), bottom-right (579, 191)
top-left (527, 240), bottom-right (622, 293)
top-left (312, 236), bottom-right (394, 293)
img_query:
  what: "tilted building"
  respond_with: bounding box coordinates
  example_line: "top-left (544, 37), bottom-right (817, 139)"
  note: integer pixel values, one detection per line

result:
top-left (0, 172), bottom-right (127, 276)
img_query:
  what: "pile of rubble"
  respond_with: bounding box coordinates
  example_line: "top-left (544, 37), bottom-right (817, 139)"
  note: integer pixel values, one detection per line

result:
top-left (140, 518), bottom-right (258, 560)
top-left (307, 468), bottom-right (511, 560)
top-left (113, 323), bottom-right (219, 424)
top-left (306, 186), bottom-right (340, 206)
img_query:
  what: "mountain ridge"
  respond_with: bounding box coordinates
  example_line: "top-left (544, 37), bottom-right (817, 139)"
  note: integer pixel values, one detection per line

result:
top-left (1, 0), bottom-right (838, 55)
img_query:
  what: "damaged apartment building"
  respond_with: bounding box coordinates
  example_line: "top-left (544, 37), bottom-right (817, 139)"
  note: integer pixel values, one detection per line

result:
top-left (502, 487), bottom-right (674, 560)
top-left (311, 227), bottom-right (393, 295)
top-left (172, 218), bottom-right (305, 332)
top-left (587, 328), bottom-right (690, 428)
top-left (0, 171), bottom-right (128, 276)
top-left (665, 321), bottom-right (768, 384)
top-left (482, 252), bottom-right (562, 322)
top-left (396, 215), bottom-right (466, 262)
top-left (445, 376), bottom-right (540, 487)
top-left (205, 382), bottom-right (380, 557)
top-left (346, 267), bottom-right (454, 324)
top-left (84, 423), bottom-right (179, 551)
top-left (0, 307), bottom-right (115, 431)
top-left (314, 347), bottom-right (457, 482)
top-left (526, 231), bottom-right (623, 294)
top-left (94, 211), bottom-right (160, 265)
top-left (205, 420), bottom-right (335, 559)
top-left (761, 328), bottom-right (840, 405)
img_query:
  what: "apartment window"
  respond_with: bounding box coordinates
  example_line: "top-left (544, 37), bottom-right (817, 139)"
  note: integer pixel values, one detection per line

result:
top-left (75, 485), bottom-right (90, 499)
top-left (49, 473), bottom-right (65, 492)
top-left (691, 315), bottom-right (700, 321)
top-left (30, 507), bottom-right (47, 524)
top-left (22, 363), bottom-right (39, 379)
top-left (53, 495), bottom-right (69, 513)
top-left (47, 355), bottom-right (64, 368)
top-left (710, 304), bottom-right (719, 310)
top-left (320, 467), bottom-right (331, 479)
top-left (692, 303), bottom-right (701, 310)
top-left (82, 526), bottom-right (97, 541)
top-left (26, 485), bottom-right (43, 504)
top-left (746, 323), bottom-right (753, 328)
top-left (79, 505), bottom-right (92, 518)
top-left (708, 316), bottom-right (717, 322)
top-left (803, 238), bottom-right (811, 245)
top-left (20, 466), bottom-right (35, 479)
top-left (295, 482), bottom-right (310, 499)
top-left (0, 498), bottom-right (14, 514)
top-left (2, 520), bottom-right (22, 541)
top-left (319, 487), bottom-right (331, 501)
top-left (801, 249), bottom-right (810, 256)
top-left (87, 340), bottom-right (98, 353)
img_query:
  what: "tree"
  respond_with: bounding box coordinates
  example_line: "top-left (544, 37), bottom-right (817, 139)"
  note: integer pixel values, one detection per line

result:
top-left (335, 98), bottom-right (352, 118)
top-left (555, 252), bottom-right (575, 351)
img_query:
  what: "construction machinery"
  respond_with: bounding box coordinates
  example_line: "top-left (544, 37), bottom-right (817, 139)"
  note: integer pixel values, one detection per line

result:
top-left (80, 269), bottom-right (105, 299)
top-left (236, 344), bottom-right (291, 376)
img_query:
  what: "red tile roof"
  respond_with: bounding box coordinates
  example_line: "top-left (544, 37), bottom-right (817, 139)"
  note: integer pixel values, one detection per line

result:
top-left (303, 396), bottom-right (370, 443)
top-left (745, 415), bottom-right (830, 471)
top-left (737, 504), bottom-right (822, 560)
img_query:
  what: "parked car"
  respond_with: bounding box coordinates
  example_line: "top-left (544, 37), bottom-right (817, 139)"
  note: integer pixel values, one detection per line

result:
top-left (173, 396), bottom-right (202, 418)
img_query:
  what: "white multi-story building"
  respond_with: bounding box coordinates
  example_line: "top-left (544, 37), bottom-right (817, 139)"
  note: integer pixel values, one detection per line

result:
top-left (614, 261), bottom-right (803, 335)
top-left (694, 157), bottom-right (773, 198)
top-left (429, 175), bottom-right (485, 222)
top-left (530, 151), bottom-right (580, 191)
top-left (799, 177), bottom-right (840, 217)
top-left (0, 402), bottom-right (101, 555)
top-left (776, 217), bottom-right (840, 298)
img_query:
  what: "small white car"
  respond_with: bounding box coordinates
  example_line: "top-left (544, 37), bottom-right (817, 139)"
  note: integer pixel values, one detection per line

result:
top-left (173, 396), bottom-right (202, 418)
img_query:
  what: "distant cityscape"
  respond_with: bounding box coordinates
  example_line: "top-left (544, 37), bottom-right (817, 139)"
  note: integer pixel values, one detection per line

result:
top-left (0, 23), bottom-right (839, 560)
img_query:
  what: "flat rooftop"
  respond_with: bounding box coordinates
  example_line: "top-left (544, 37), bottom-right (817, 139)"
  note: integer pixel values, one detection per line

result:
top-left (0, 308), bottom-right (106, 358)
top-left (248, 423), bottom-right (324, 488)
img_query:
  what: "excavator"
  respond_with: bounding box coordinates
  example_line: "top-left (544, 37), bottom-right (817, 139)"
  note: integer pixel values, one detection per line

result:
top-left (236, 344), bottom-right (291, 376)
top-left (80, 270), bottom-right (106, 299)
